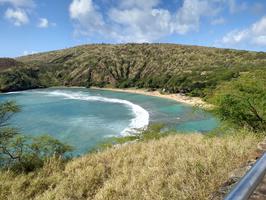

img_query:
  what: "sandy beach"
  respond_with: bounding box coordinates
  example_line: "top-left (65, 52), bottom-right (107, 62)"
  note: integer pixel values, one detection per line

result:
top-left (91, 87), bottom-right (213, 109)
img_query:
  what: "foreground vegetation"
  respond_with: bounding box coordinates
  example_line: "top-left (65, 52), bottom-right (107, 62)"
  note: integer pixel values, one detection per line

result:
top-left (0, 101), bottom-right (73, 172)
top-left (0, 129), bottom-right (261, 200)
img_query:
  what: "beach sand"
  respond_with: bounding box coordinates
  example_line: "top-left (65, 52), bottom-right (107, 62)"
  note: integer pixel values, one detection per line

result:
top-left (91, 87), bottom-right (213, 109)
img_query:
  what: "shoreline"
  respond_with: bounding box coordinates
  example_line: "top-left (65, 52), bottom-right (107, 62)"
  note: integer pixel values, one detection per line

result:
top-left (1, 86), bottom-right (213, 109)
top-left (90, 87), bottom-right (213, 109)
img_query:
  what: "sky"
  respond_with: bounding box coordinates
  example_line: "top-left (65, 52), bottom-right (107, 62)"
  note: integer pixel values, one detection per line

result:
top-left (0, 0), bottom-right (266, 57)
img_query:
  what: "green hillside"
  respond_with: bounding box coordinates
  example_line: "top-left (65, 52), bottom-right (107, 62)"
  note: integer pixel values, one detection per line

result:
top-left (0, 58), bottom-right (24, 72)
top-left (1, 44), bottom-right (266, 95)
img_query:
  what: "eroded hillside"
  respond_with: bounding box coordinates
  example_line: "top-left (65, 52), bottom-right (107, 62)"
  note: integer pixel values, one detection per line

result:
top-left (1, 44), bottom-right (266, 95)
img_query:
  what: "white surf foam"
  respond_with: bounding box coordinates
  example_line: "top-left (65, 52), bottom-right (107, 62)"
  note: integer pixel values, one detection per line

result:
top-left (2, 91), bottom-right (22, 95)
top-left (37, 90), bottom-right (150, 136)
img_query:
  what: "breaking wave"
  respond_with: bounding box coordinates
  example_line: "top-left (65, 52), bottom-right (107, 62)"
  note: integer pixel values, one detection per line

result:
top-left (34, 90), bottom-right (150, 136)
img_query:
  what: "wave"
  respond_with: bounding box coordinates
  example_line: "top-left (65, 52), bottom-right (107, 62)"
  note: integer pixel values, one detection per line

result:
top-left (35, 90), bottom-right (150, 136)
top-left (2, 91), bottom-right (22, 95)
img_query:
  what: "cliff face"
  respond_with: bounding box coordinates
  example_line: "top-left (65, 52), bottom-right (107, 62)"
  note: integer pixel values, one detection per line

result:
top-left (1, 44), bottom-right (266, 95)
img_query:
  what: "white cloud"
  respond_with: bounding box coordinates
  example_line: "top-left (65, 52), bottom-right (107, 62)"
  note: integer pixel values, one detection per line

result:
top-left (222, 30), bottom-right (249, 44)
top-left (69, 0), bottom-right (221, 42)
top-left (5, 8), bottom-right (29, 26)
top-left (174, 0), bottom-right (218, 34)
top-left (37, 18), bottom-right (56, 28)
top-left (37, 18), bottom-right (49, 28)
top-left (2, 0), bottom-right (54, 28)
top-left (1, 0), bottom-right (35, 26)
top-left (69, 0), bottom-right (105, 35)
top-left (70, 0), bottom-right (93, 18)
top-left (23, 50), bottom-right (37, 56)
top-left (252, 17), bottom-right (266, 35)
top-left (211, 17), bottom-right (225, 25)
top-left (108, 8), bottom-right (172, 42)
top-left (221, 16), bottom-right (266, 46)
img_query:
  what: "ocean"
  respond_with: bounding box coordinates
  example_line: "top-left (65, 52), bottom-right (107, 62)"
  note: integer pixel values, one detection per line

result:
top-left (0, 88), bottom-right (218, 155)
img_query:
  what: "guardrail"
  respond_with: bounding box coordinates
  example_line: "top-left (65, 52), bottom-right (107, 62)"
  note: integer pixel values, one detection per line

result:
top-left (224, 153), bottom-right (266, 200)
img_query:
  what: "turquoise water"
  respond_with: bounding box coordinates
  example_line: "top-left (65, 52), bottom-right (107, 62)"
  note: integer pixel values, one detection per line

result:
top-left (0, 88), bottom-right (218, 155)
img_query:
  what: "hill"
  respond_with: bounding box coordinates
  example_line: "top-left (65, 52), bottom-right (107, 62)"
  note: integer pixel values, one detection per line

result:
top-left (0, 58), bottom-right (24, 72)
top-left (1, 44), bottom-right (266, 95)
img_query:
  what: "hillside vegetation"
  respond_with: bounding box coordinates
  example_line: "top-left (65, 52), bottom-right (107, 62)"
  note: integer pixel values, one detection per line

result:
top-left (0, 131), bottom-right (261, 200)
top-left (210, 70), bottom-right (266, 131)
top-left (1, 44), bottom-right (266, 96)
top-left (0, 58), bottom-right (24, 72)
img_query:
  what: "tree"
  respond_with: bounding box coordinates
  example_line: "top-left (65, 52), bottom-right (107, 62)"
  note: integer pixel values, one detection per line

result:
top-left (210, 70), bottom-right (266, 131)
top-left (0, 102), bottom-right (21, 167)
top-left (0, 101), bottom-right (73, 172)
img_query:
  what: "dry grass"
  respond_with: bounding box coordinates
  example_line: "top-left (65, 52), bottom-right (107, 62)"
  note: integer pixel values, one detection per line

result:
top-left (0, 131), bottom-right (261, 200)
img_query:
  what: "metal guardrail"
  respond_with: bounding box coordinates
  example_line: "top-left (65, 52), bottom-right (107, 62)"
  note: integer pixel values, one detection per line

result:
top-left (224, 153), bottom-right (266, 200)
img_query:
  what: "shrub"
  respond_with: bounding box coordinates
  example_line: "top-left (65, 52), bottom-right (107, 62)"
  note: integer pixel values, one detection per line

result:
top-left (0, 101), bottom-right (73, 172)
top-left (210, 70), bottom-right (266, 131)
top-left (0, 129), bottom-right (261, 200)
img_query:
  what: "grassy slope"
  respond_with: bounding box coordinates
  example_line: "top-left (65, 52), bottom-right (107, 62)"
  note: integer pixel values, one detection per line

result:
top-left (0, 131), bottom-right (261, 200)
top-left (1, 44), bottom-right (266, 95)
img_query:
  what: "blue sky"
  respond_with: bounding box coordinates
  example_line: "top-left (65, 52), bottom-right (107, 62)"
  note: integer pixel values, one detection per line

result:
top-left (0, 0), bottom-right (266, 57)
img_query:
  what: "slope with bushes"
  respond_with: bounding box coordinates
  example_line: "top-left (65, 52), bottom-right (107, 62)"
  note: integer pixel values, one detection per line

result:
top-left (0, 130), bottom-right (261, 200)
top-left (0, 58), bottom-right (24, 72)
top-left (1, 44), bottom-right (266, 96)
top-left (209, 70), bottom-right (266, 132)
